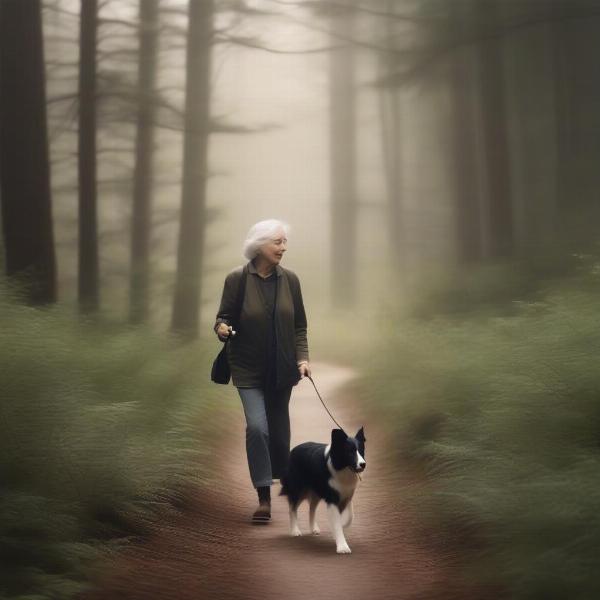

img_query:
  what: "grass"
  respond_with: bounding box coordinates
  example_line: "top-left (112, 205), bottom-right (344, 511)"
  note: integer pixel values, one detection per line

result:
top-left (0, 283), bottom-right (231, 600)
top-left (358, 255), bottom-right (600, 599)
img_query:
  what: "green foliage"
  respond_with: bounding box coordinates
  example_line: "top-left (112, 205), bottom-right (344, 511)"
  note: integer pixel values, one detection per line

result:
top-left (0, 285), bottom-right (228, 599)
top-left (360, 260), bottom-right (600, 599)
top-left (405, 249), bottom-right (596, 320)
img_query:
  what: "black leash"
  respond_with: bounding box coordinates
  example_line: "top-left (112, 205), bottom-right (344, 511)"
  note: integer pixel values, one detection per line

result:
top-left (306, 374), bottom-right (346, 434)
top-left (306, 374), bottom-right (363, 482)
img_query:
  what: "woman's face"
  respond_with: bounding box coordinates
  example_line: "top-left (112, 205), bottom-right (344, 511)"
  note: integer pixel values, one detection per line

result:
top-left (258, 228), bottom-right (287, 266)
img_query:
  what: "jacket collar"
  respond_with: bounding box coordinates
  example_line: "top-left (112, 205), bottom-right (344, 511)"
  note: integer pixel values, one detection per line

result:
top-left (248, 259), bottom-right (283, 278)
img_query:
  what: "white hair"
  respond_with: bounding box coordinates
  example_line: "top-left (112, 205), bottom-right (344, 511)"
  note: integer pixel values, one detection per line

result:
top-left (243, 219), bottom-right (290, 260)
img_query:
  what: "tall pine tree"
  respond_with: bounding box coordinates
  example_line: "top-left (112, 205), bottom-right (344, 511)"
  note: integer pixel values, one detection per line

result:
top-left (0, 0), bottom-right (57, 304)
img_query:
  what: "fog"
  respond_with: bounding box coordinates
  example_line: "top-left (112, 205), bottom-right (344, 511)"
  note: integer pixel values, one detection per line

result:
top-left (7, 0), bottom-right (600, 333)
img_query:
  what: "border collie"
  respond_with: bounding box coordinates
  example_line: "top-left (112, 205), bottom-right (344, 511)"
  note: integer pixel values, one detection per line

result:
top-left (280, 427), bottom-right (366, 554)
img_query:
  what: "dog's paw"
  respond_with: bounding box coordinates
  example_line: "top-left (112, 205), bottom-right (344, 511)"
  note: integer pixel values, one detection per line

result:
top-left (336, 543), bottom-right (352, 554)
top-left (290, 527), bottom-right (302, 537)
top-left (311, 524), bottom-right (321, 535)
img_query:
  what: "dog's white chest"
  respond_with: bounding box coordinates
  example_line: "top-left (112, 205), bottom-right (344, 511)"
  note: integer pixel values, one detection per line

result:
top-left (329, 471), bottom-right (358, 500)
top-left (326, 453), bottom-right (359, 502)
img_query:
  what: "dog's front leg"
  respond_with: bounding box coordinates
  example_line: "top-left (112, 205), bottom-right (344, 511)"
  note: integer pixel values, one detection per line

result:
top-left (289, 503), bottom-right (302, 536)
top-left (326, 503), bottom-right (351, 554)
top-left (341, 501), bottom-right (354, 528)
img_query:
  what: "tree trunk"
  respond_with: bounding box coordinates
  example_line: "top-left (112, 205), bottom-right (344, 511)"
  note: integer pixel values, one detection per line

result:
top-left (477, 5), bottom-right (513, 259)
top-left (329, 0), bottom-right (358, 309)
top-left (78, 0), bottom-right (99, 312)
top-left (130, 0), bottom-right (160, 324)
top-left (451, 10), bottom-right (483, 265)
top-left (171, 0), bottom-right (213, 337)
top-left (378, 81), bottom-right (404, 269)
top-left (0, 0), bottom-right (57, 304)
top-left (378, 0), bottom-right (404, 272)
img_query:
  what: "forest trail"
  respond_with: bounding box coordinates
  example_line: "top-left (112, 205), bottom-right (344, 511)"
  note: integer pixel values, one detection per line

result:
top-left (83, 362), bottom-right (486, 600)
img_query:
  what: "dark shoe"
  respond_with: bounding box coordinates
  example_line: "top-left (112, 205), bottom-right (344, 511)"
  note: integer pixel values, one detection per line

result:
top-left (252, 501), bottom-right (271, 523)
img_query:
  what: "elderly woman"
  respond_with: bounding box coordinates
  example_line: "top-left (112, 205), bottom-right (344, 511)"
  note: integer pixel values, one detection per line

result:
top-left (214, 219), bottom-right (311, 522)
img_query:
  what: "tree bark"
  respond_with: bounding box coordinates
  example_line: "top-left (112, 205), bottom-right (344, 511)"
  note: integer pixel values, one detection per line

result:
top-left (476, 4), bottom-right (513, 259)
top-left (451, 50), bottom-right (482, 264)
top-left (78, 0), bottom-right (100, 312)
top-left (0, 0), bottom-right (57, 304)
top-left (378, 82), bottom-right (404, 269)
top-left (329, 0), bottom-right (358, 309)
top-left (378, 0), bottom-right (405, 272)
top-left (171, 0), bottom-right (213, 337)
top-left (130, 0), bottom-right (160, 324)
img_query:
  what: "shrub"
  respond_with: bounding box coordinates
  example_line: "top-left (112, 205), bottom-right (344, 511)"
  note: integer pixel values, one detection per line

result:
top-left (360, 263), bottom-right (600, 599)
top-left (0, 288), bottom-right (227, 599)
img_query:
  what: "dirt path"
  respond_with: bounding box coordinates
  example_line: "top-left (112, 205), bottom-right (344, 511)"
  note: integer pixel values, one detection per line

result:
top-left (83, 362), bottom-right (489, 600)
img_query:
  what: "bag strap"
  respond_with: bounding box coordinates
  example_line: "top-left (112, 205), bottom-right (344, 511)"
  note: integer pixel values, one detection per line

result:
top-left (221, 265), bottom-right (247, 348)
top-left (231, 264), bottom-right (248, 332)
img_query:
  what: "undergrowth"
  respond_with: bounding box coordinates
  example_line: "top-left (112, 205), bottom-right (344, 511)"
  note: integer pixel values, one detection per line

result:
top-left (0, 285), bottom-right (228, 600)
top-left (360, 255), bottom-right (600, 599)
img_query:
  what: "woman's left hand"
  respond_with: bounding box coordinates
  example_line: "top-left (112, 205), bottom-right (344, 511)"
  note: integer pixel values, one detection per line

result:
top-left (298, 361), bottom-right (311, 379)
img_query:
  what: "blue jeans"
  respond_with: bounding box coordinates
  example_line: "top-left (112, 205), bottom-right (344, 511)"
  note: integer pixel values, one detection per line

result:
top-left (237, 386), bottom-right (293, 488)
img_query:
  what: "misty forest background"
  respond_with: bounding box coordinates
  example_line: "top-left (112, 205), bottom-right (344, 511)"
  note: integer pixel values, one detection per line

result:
top-left (1, 0), bottom-right (600, 599)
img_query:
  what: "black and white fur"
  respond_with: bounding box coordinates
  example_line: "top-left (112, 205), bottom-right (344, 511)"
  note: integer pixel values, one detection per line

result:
top-left (280, 427), bottom-right (366, 554)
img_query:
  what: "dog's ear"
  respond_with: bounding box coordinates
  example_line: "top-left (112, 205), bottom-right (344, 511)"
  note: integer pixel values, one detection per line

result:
top-left (355, 427), bottom-right (365, 442)
top-left (331, 429), bottom-right (347, 446)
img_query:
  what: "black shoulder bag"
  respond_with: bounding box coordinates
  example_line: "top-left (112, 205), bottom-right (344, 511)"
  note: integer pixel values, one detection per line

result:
top-left (211, 265), bottom-right (248, 384)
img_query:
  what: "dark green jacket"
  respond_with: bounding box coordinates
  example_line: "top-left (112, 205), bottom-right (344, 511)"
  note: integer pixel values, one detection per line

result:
top-left (214, 260), bottom-right (309, 390)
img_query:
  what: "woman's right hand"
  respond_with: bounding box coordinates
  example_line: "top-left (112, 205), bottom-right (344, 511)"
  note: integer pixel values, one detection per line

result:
top-left (216, 323), bottom-right (235, 341)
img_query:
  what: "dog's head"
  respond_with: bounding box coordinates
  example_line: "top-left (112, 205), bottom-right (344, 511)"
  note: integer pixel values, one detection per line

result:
top-left (330, 427), bottom-right (366, 473)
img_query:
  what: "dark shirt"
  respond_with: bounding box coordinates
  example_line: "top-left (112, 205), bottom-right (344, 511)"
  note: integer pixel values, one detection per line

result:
top-left (254, 270), bottom-right (277, 314)
top-left (253, 270), bottom-right (278, 389)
